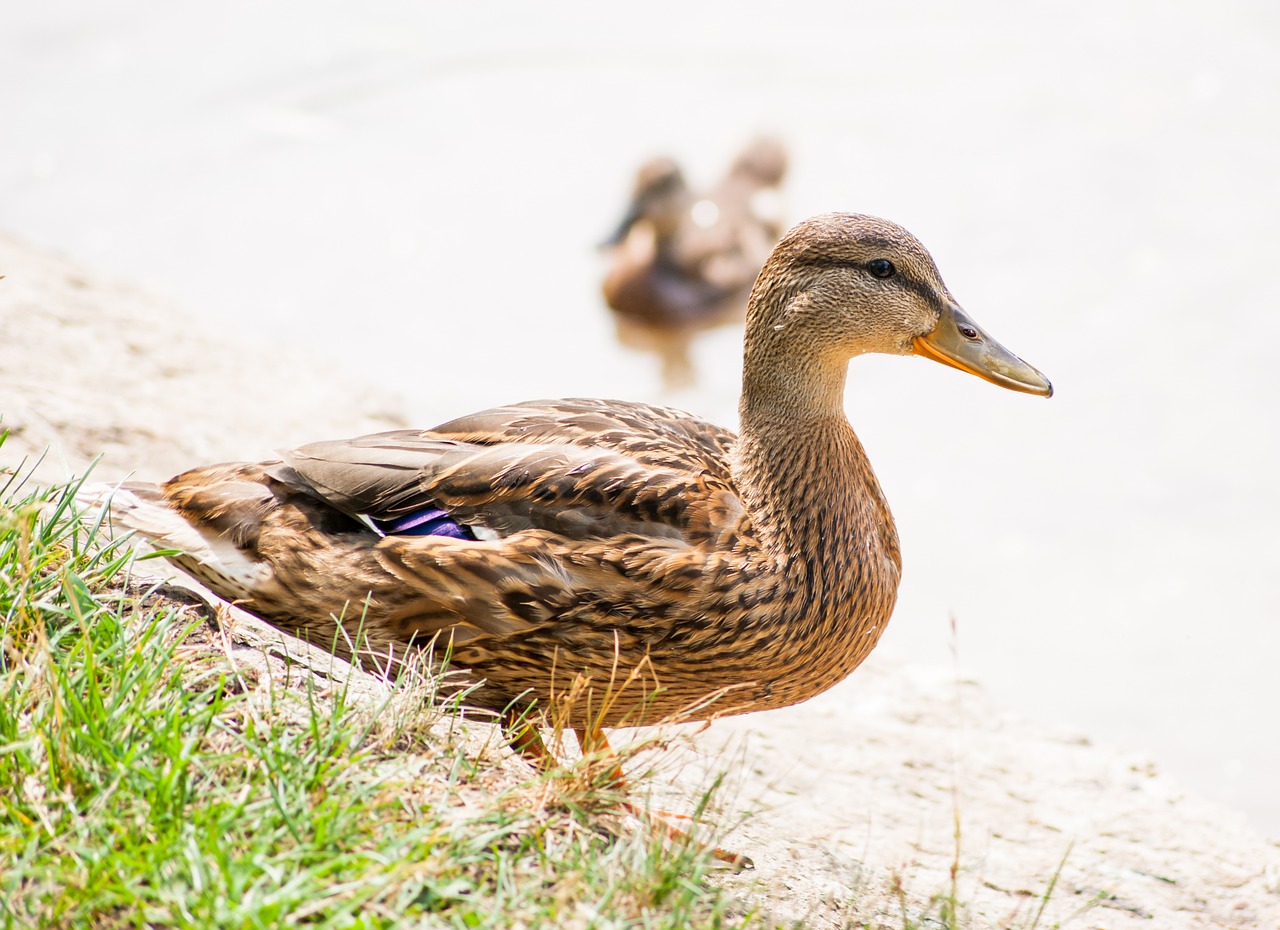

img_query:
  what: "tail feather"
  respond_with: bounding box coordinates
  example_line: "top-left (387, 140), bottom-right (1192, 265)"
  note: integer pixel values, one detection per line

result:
top-left (78, 481), bottom-right (273, 599)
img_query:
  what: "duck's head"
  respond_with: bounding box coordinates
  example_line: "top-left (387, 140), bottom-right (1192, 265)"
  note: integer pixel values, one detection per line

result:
top-left (601, 157), bottom-right (690, 247)
top-left (745, 212), bottom-right (1052, 400)
top-left (728, 135), bottom-right (789, 188)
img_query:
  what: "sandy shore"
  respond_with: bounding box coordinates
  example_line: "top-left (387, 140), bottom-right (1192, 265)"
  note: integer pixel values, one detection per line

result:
top-left (2, 234), bottom-right (1277, 927)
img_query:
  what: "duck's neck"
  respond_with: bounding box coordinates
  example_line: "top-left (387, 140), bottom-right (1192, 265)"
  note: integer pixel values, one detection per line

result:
top-left (734, 354), bottom-right (900, 588)
top-left (739, 346), bottom-right (850, 421)
top-left (730, 350), bottom-right (902, 703)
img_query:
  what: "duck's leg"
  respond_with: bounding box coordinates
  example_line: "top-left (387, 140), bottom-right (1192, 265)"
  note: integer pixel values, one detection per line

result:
top-left (574, 725), bottom-right (628, 787)
top-left (502, 708), bottom-right (556, 771)
top-left (499, 712), bottom-right (750, 868)
top-left (575, 726), bottom-right (753, 870)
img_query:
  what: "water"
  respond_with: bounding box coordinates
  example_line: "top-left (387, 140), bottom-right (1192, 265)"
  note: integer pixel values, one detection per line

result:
top-left (3, 0), bottom-right (1277, 835)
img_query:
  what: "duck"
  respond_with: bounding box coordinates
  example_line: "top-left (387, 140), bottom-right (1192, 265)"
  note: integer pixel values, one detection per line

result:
top-left (601, 136), bottom-right (789, 389)
top-left (99, 213), bottom-right (1050, 818)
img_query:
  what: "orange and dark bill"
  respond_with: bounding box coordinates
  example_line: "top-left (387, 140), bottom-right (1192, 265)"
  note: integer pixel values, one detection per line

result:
top-left (913, 302), bottom-right (1053, 397)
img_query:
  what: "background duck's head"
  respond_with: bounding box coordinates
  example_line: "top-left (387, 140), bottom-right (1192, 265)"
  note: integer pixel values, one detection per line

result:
top-left (602, 157), bottom-right (690, 247)
top-left (746, 212), bottom-right (1052, 399)
top-left (726, 135), bottom-right (789, 189)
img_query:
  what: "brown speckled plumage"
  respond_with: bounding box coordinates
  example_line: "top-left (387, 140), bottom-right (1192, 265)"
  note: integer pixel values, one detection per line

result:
top-left (108, 213), bottom-right (1051, 730)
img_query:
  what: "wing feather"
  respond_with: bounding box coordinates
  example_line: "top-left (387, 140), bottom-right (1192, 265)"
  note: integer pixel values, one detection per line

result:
top-left (279, 399), bottom-right (743, 546)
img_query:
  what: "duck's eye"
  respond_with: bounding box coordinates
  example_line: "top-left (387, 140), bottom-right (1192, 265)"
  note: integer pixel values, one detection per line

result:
top-left (868, 258), bottom-right (895, 278)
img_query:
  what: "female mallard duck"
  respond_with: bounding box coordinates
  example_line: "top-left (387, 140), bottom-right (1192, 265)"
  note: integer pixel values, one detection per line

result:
top-left (601, 137), bottom-right (789, 389)
top-left (105, 212), bottom-right (1049, 745)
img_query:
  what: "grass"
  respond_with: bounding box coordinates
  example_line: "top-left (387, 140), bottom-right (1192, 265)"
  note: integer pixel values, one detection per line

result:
top-left (0, 439), bottom-right (748, 929)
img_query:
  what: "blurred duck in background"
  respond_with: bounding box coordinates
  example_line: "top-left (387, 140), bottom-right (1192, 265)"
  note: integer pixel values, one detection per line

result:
top-left (601, 136), bottom-right (788, 390)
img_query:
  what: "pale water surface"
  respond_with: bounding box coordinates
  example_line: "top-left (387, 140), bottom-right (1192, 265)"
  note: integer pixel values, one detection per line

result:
top-left (2, 1), bottom-right (1277, 835)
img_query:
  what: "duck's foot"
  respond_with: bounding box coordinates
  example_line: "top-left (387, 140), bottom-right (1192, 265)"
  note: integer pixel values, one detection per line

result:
top-left (500, 712), bottom-right (752, 868)
top-left (619, 799), bottom-right (753, 870)
top-left (576, 726), bottom-right (753, 871)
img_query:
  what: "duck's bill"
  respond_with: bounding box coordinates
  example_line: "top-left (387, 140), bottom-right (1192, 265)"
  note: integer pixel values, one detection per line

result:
top-left (913, 302), bottom-right (1053, 397)
top-left (600, 201), bottom-right (643, 248)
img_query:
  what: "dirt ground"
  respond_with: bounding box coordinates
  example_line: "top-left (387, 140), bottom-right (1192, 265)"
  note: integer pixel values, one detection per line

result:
top-left (3, 233), bottom-right (1277, 928)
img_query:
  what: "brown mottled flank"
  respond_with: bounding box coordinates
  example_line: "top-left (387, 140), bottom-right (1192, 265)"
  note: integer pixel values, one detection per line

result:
top-left (111, 213), bottom-right (1049, 729)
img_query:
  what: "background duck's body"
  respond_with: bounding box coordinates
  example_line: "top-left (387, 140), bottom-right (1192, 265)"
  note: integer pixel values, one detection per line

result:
top-left (602, 137), bottom-right (788, 390)
top-left (101, 213), bottom-right (1050, 732)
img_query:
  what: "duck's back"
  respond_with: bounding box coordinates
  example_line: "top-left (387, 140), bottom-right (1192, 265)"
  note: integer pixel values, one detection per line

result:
top-left (427, 398), bottom-right (736, 476)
